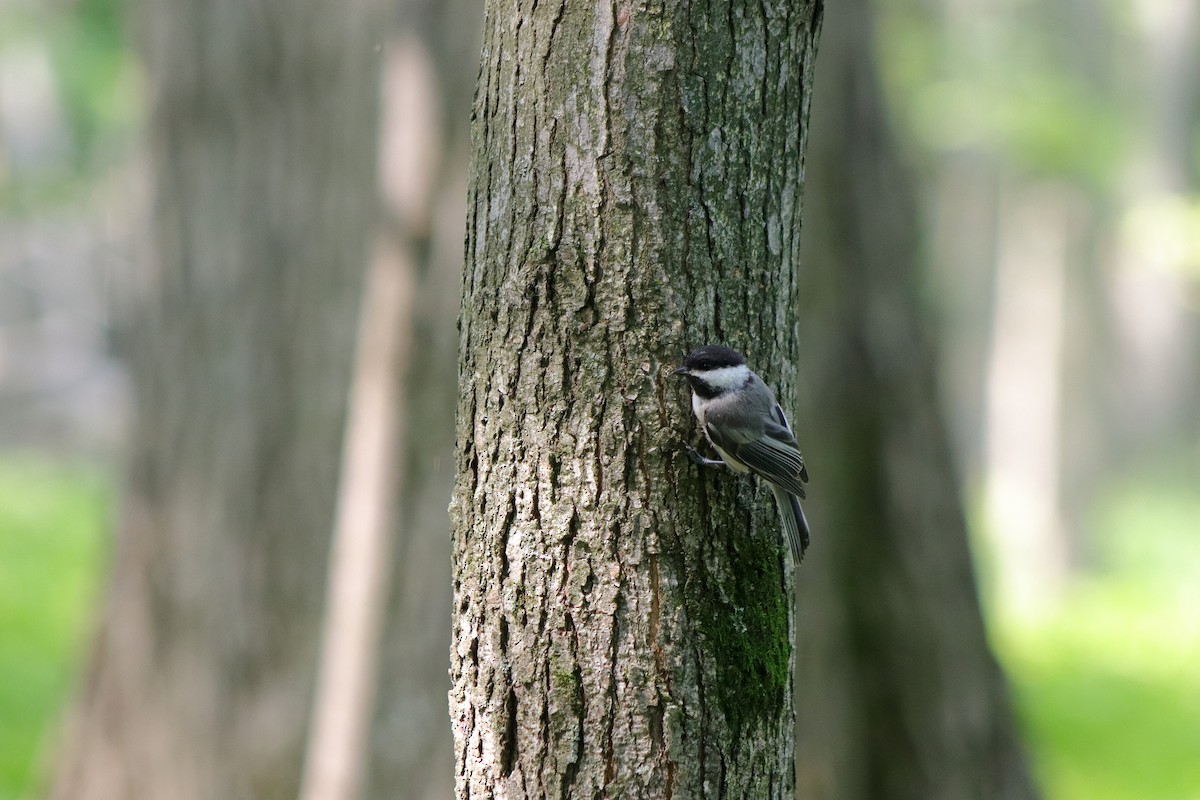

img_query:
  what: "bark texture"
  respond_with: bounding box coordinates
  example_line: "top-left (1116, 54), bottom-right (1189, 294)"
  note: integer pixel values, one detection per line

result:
top-left (451, 1), bottom-right (821, 797)
top-left (791, 1), bottom-right (1040, 798)
top-left (50, 1), bottom-right (384, 798)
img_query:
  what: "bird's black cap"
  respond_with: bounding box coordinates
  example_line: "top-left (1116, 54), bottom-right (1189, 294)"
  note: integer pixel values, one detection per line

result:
top-left (678, 344), bottom-right (746, 372)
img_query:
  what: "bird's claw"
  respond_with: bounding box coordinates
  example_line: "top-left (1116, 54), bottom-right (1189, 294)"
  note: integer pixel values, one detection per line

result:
top-left (684, 444), bottom-right (724, 468)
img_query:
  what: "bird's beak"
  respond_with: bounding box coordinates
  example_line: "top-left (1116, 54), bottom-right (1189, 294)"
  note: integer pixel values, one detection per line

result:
top-left (672, 366), bottom-right (688, 376)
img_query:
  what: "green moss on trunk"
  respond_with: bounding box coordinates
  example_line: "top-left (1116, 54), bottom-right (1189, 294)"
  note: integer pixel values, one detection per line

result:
top-left (689, 520), bottom-right (791, 738)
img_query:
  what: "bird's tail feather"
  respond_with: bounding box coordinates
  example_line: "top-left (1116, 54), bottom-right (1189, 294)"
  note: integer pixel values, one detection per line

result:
top-left (772, 487), bottom-right (810, 564)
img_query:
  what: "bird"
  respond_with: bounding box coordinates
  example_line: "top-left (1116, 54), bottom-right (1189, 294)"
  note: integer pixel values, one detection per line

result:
top-left (673, 344), bottom-right (810, 563)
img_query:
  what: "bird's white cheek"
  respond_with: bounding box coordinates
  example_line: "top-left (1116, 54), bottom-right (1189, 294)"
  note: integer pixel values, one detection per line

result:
top-left (703, 364), bottom-right (751, 391)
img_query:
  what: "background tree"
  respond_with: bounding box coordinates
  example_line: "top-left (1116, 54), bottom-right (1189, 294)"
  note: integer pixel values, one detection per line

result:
top-left (49, 0), bottom-right (386, 797)
top-left (360, 0), bottom-right (482, 797)
top-left (791, 0), bottom-right (1039, 797)
top-left (450, 0), bottom-right (821, 797)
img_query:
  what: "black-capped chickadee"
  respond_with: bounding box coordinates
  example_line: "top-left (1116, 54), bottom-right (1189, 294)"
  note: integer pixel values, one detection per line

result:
top-left (673, 344), bottom-right (811, 563)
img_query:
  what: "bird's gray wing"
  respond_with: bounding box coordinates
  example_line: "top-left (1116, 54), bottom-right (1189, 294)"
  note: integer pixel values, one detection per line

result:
top-left (768, 404), bottom-right (809, 484)
top-left (705, 405), bottom-right (808, 499)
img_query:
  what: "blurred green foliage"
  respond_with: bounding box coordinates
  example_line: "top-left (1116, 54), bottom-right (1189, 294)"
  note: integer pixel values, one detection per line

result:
top-left (0, 0), bottom-right (138, 211)
top-left (0, 458), bottom-right (109, 800)
top-left (877, 1), bottom-right (1130, 189)
top-left (994, 461), bottom-right (1200, 800)
top-left (1004, 605), bottom-right (1200, 800)
top-left (47, 0), bottom-right (138, 167)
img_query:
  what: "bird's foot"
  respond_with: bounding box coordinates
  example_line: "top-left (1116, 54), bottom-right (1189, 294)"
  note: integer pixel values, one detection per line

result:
top-left (685, 444), bottom-right (725, 468)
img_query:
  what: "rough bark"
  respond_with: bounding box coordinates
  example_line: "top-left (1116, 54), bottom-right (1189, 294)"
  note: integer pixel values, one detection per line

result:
top-left (451, 1), bottom-right (822, 798)
top-left (791, 1), bottom-right (1040, 798)
top-left (49, 1), bottom-right (384, 798)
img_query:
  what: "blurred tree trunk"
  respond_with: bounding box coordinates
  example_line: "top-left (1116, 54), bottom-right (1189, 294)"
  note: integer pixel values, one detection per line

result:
top-left (792, 1), bottom-right (1040, 798)
top-left (360, 1), bottom-right (482, 797)
top-left (49, 1), bottom-right (384, 798)
top-left (984, 182), bottom-right (1076, 616)
top-left (451, 1), bottom-right (821, 797)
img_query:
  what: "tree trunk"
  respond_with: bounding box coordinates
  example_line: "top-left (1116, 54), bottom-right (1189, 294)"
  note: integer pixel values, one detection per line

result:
top-left (49, 1), bottom-right (384, 797)
top-left (450, 1), bottom-right (821, 797)
top-left (363, 0), bottom-right (484, 795)
top-left (791, 1), bottom-right (1040, 798)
